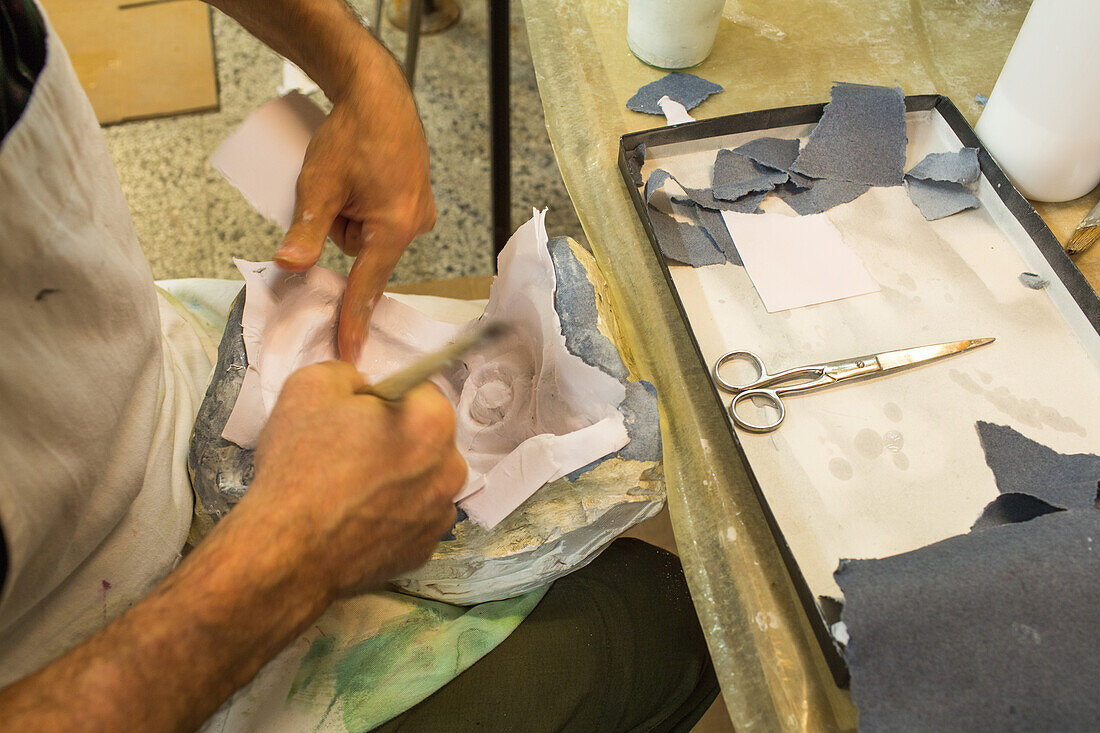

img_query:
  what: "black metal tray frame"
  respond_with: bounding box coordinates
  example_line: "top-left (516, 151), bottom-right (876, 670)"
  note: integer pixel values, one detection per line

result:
top-left (617, 94), bottom-right (1100, 686)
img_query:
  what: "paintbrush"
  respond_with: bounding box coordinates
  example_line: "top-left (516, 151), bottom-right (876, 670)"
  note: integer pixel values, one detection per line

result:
top-left (1066, 198), bottom-right (1100, 255)
top-left (356, 320), bottom-right (511, 401)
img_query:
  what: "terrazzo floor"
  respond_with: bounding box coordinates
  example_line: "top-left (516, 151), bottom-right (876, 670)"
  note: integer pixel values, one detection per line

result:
top-left (103, 0), bottom-right (584, 284)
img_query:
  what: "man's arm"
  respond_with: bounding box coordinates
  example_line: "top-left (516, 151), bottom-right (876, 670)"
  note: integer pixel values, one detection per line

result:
top-left (207, 0), bottom-right (436, 362)
top-left (0, 363), bottom-right (465, 732)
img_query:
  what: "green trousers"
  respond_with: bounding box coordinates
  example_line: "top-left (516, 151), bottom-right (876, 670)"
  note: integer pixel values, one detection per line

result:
top-left (377, 538), bottom-right (720, 732)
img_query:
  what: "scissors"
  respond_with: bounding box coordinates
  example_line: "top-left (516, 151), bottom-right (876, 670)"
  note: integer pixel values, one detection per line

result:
top-left (713, 338), bottom-right (995, 433)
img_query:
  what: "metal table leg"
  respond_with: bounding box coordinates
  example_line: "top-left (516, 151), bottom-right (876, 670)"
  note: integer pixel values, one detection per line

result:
top-left (404, 0), bottom-right (424, 87)
top-left (489, 0), bottom-right (511, 266)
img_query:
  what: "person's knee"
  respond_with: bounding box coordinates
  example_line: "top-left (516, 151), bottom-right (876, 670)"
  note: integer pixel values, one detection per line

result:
top-left (375, 538), bottom-right (719, 733)
top-left (574, 538), bottom-right (702, 624)
top-left (550, 538), bottom-right (717, 731)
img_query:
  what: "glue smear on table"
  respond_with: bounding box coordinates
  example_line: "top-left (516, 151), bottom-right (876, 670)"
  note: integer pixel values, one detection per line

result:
top-left (720, 210), bottom-right (879, 312)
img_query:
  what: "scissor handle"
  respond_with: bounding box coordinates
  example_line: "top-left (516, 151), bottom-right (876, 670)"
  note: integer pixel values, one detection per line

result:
top-left (713, 350), bottom-right (768, 392)
top-left (729, 389), bottom-right (786, 433)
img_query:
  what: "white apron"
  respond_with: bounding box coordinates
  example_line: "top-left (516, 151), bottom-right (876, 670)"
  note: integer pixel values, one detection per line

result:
top-left (0, 9), bottom-right (212, 682)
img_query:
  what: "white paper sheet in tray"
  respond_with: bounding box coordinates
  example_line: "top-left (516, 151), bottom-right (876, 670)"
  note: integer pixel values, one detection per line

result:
top-left (641, 109), bottom-right (1100, 602)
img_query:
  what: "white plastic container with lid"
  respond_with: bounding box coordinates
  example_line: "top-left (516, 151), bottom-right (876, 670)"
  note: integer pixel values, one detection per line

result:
top-left (975, 0), bottom-right (1100, 202)
top-left (627, 0), bottom-right (726, 70)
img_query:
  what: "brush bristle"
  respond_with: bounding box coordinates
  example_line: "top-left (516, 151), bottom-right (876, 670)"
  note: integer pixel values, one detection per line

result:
top-left (1066, 224), bottom-right (1100, 255)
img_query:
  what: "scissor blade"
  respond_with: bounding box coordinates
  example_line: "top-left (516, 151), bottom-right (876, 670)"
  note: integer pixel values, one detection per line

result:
top-left (875, 338), bottom-right (995, 373)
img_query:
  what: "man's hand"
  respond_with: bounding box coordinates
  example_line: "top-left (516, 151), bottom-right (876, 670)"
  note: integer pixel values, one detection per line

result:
top-left (271, 61), bottom-right (433, 360)
top-left (207, 0), bottom-right (436, 363)
top-left (244, 361), bottom-right (464, 597)
top-left (0, 362), bottom-right (465, 731)
top-left (274, 47), bottom-right (434, 363)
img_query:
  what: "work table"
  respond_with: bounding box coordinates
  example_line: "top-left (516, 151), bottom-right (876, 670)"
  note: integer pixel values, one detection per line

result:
top-left (519, 1), bottom-right (1099, 729)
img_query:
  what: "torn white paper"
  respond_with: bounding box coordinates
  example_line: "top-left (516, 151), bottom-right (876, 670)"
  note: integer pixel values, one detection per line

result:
top-left (720, 210), bottom-right (879, 312)
top-left (221, 262), bottom-right (342, 448)
top-left (452, 211), bottom-right (629, 527)
top-left (220, 261), bottom-right (464, 448)
top-left (278, 59), bottom-right (321, 97)
top-left (222, 211), bottom-right (629, 530)
top-left (208, 91), bottom-right (326, 231)
top-left (658, 95), bottom-right (696, 125)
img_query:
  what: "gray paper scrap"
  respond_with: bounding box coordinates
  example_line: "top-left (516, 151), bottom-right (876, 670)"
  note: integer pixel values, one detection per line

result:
top-left (617, 380), bottom-right (661, 461)
top-left (645, 203), bottom-right (726, 267)
top-left (626, 72), bottom-right (724, 115)
top-left (547, 237), bottom-right (661, 467)
top-left (626, 143), bottom-right (647, 188)
top-left (565, 380), bottom-right (661, 479)
top-left (787, 170), bottom-right (815, 190)
top-left (548, 238), bottom-right (629, 382)
top-left (975, 93), bottom-right (989, 106)
top-left (1019, 272), bottom-right (1050, 290)
top-left (907, 148), bottom-right (980, 185)
top-left (904, 177), bottom-right (980, 220)
top-left (792, 82), bottom-right (907, 186)
top-left (648, 185), bottom-right (741, 262)
top-left (712, 149), bottom-right (789, 202)
top-left (694, 206), bottom-right (741, 265)
top-left (836, 510), bottom-right (1100, 732)
top-left (732, 136), bottom-right (801, 173)
top-left (644, 168), bottom-right (674, 205)
top-left (774, 178), bottom-right (870, 215)
top-left (977, 421), bottom-right (1100, 510)
top-left (970, 492), bottom-right (1063, 531)
top-left (647, 167), bottom-right (763, 213)
top-left (673, 186), bottom-right (766, 214)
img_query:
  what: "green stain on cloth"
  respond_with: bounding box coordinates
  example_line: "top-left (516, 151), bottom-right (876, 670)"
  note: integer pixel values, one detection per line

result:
top-left (289, 587), bottom-right (547, 732)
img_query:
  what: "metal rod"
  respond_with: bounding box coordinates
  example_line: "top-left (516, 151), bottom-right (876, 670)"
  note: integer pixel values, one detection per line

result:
top-left (373, 0), bottom-right (384, 38)
top-left (488, 0), bottom-right (511, 267)
top-left (404, 0), bottom-right (424, 88)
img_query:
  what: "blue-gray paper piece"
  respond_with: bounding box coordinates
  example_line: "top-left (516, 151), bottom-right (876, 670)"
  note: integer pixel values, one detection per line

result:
top-left (836, 510), bottom-right (1100, 732)
top-left (970, 492), bottom-right (1063, 531)
top-left (645, 203), bottom-right (726, 267)
top-left (644, 169), bottom-right (674, 204)
top-left (1019, 272), bottom-right (1050, 290)
top-left (732, 136), bottom-right (801, 173)
top-left (907, 148), bottom-right (980, 184)
top-left (712, 149), bottom-right (789, 201)
top-left (674, 187), bottom-right (766, 214)
top-left (547, 237), bottom-right (661, 478)
top-left (646, 167), bottom-right (763, 214)
top-left (787, 170), bottom-right (815, 190)
top-left (548, 237), bottom-right (629, 382)
top-left (792, 82), bottom-right (907, 186)
top-left (626, 72), bottom-right (724, 115)
top-left (693, 206), bottom-right (741, 265)
top-left (904, 178), bottom-right (980, 220)
top-left (976, 421), bottom-right (1100, 510)
top-left (774, 178), bottom-right (870, 215)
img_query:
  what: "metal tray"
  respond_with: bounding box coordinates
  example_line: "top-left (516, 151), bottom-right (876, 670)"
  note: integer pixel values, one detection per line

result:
top-left (618, 95), bottom-right (1100, 684)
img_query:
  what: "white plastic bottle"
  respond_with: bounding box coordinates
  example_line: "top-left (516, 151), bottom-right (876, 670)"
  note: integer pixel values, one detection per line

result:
top-left (627, 0), bottom-right (726, 70)
top-left (975, 0), bottom-right (1100, 202)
